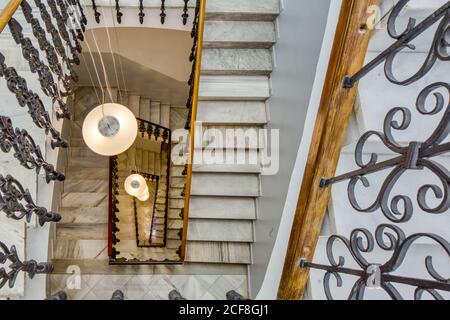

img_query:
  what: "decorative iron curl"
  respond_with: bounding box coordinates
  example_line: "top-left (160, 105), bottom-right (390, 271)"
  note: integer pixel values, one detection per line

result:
top-left (182, 0), bottom-right (190, 25)
top-left (139, 0), bottom-right (145, 24)
top-left (48, 0), bottom-right (81, 62)
top-left (160, 0), bottom-right (166, 24)
top-left (0, 241), bottom-right (53, 289)
top-left (322, 82), bottom-right (450, 223)
top-left (0, 174), bottom-right (61, 225)
top-left (302, 224), bottom-right (450, 300)
top-left (0, 53), bottom-right (68, 149)
top-left (343, 1), bottom-right (450, 88)
top-left (34, 0), bottom-right (79, 85)
top-left (91, 0), bottom-right (101, 23)
top-left (115, 0), bottom-right (123, 24)
top-left (0, 116), bottom-right (65, 183)
top-left (20, 1), bottom-right (72, 120)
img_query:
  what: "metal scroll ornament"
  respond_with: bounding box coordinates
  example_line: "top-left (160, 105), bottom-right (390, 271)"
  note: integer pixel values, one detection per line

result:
top-left (0, 53), bottom-right (67, 149)
top-left (0, 174), bottom-right (62, 225)
top-left (321, 82), bottom-right (450, 223)
top-left (0, 241), bottom-right (53, 289)
top-left (34, 0), bottom-right (79, 83)
top-left (19, 1), bottom-right (72, 119)
top-left (0, 116), bottom-right (65, 183)
top-left (343, 0), bottom-right (450, 88)
top-left (301, 224), bottom-right (450, 300)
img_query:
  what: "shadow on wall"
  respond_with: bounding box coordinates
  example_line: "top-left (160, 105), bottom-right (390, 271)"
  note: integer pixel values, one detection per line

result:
top-left (76, 52), bottom-right (189, 105)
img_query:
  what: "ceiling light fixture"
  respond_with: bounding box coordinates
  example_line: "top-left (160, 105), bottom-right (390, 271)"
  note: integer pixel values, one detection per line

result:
top-left (82, 103), bottom-right (137, 156)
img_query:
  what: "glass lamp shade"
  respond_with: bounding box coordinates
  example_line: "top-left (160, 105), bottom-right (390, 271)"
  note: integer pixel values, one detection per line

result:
top-left (137, 189), bottom-right (150, 202)
top-left (82, 103), bottom-right (137, 156)
top-left (124, 174), bottom-right (147, 197)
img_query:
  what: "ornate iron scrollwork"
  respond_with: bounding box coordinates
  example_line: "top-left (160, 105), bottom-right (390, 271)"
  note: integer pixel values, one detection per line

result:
top-left (0, 53), bottom-right (67, 149)
top-left (301, 224), bottom-right (450, 300)
top-left (0, 174), bottom-right (62, 225)
top-left (321, 82), bottom-right (450, 223)
top-left (91, 0), bottom-right (101, 23)
top-left (160, 0), bottom-right (167, 24)
top-left (184, 0), bottom-right (200, 130)
top-left (182, 0), bottom-right (190, 25)
top-left (0, 116), bottom-right (65, 183)
top-left (74, 0), bottom-right (88, 27)
top-left (34, 0), bottom-right (79, 85)
top-left (19, 1), bottom-right (72, 120)
top-left (0, 240), bottom-right (53, 289)
top-left (139, 0), bottom-right (145, 24)
top-left (115, 0), bottom-right (123, 24)
top-left (48, 0), bottom-right (81, 63)
top-left (343, 0), bottom-right (450, 88)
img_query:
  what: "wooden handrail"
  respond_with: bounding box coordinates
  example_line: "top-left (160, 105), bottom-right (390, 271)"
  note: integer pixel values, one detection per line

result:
top-left (0, 0), bottom-right (23, 33)
top-left (180, 0), bottom-right (206, 261)
top-left (277, 0), bottom-right (380, 299)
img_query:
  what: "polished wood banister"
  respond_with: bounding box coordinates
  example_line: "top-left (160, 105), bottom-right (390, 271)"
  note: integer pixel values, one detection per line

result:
top-left (180, 0), bottom-right (206, 261)
top-left (0, 0), bottom-right (23, 33)
top-left (277, 0), bottom-right (380, 299)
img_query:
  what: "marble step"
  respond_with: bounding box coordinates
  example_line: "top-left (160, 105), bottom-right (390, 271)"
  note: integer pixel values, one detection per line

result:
top-left (64, 179), bottom-right (108, 193)
top-left (68, 156), bottom-right (109, 168)
top-left (196, 125), bottom-right (267, 150)
top-left (150, 101), bottom-right (161, 124)
top-left (204, 21), bottom-right (276, 49)
top-left (199, 75), bottom-right (270, 101)
top-left (202, 49), bottom-right (272, 75)
top-left (191, 173), bottom-right (260, 197)
top-left (186, 242), bottom-right (251, 264)
top-left (56, 223), bottom-right (108, 240)
top-left (189, 196), bottom-right (256, 220)
top-left (53, 239), bottom-right (250, 264)
top-left (51, 259), bottom-right (248, 275)
top-left (197, 101), bottom-right (268, 125)
top-left (60, 207), bottom-right (108, 224)
top-left (170, 177), bottom-right (186, 188)
top-left (65, 167), bottom-right (109, 180)
top-left (69, 146), bottom-right (102, 158)
top-left (205, 0), bottom-right (280, 21)
top-left (61, 193), bottom-right (108, 208)
top-left (139, 98), bottom-right (151, 122)
top-left (187, 219), bottom-right (254, 242)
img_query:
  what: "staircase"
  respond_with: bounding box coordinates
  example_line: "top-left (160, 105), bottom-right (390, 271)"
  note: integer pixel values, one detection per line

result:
top-left (49, 0), bottom-right (279, 299)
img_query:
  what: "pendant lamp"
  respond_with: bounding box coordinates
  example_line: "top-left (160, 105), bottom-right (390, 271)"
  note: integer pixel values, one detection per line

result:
top-left (82, 103), bottom-right (137, 156)
top-left (124, 174), bottom-right (147, 197)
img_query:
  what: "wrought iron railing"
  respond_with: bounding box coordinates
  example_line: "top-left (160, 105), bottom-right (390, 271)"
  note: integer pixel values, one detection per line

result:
top-left (0, 0), bottom-right (84, 291)
top-left (301, 0), bottom-right (450, 300)
top-left (109, 118), bottom-right (174, 263)
top-left (89, 0), bottom-right (193, 25)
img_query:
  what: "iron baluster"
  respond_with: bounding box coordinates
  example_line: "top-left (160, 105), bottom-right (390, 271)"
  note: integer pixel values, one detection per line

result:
top-left (91, 0), bottom-right (101, 23)
top-left (320, 82), bottom-right (449, 223)
top-left (182, 0), bottom-right (189, 25)
top-left (0, 241), bottom-right (53, 289)
top-left (19, 1), bottom-right (72, 120)
top-left (115, 0), bottom-right (123, 24)
top-left (0, 116), bottom-right (65, 183)
top-left (0, 174), bottom-right (62, 225)
top-left (343, 0), bottom-right (450, 88)
top-left (0, 53), bottom-right (68, 149)
top-left (300, 224), bottom-right (450, 300)
top-left (48, 0), bottom-right (81, 62)
top-left (139, 0), bottom-right (145, 24)
top-left (160, 0), bottom-right (166, 24)
top-left (34, 0), bottom-right (79, 85)
top-left (111, 290), bottom-right (124, 300)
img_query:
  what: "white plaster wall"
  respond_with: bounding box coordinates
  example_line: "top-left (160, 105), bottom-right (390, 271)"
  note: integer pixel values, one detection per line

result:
top-left (255, 0), bottom-right (342, 299)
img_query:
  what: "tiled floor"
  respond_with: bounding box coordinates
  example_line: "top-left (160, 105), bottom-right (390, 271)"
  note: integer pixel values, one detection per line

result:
top-left (49, 274), bottom-right (248, 300)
